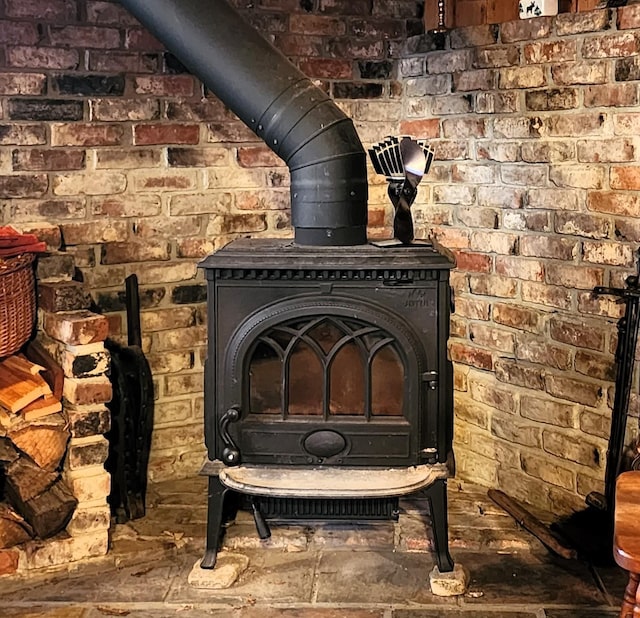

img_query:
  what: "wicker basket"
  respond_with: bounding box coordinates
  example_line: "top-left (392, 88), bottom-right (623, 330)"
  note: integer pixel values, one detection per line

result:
top-left (0, 253), bottom-right (36, 358)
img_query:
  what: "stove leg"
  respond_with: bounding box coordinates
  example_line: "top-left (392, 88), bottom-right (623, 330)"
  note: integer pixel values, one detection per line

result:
top-left (426, 479), bottom-right (454, 572)
top-left (201, 475), bottom-right (229, 569)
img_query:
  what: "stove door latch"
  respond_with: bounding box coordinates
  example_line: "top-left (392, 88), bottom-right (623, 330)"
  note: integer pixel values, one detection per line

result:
top-left (220, 405), bottom-right (241, 466)
top-left (422, 370), bottom-right (438, 390)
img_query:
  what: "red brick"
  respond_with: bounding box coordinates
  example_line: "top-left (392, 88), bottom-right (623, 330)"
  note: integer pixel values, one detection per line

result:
top-left (91, 99), bottom-right (160, 122)
top-left (494, 359), bottom-right (545, 391)
top-left (165, 147), bottom-right (226, 168)
top-left (49, 26), bottom-right (121, 49)
top-left (63, 376), bottom-right (112, 406)
top-left (495, 256), bottom-right (544, 281)
top-left (101, 240), bottom-right (170, 264)
top-left (468, 274), bottom-right (517, 298)
top-left (87, 0), bottom-right (139, 25)
top-left (43, 310), bottom-right (110, 345)
top-left (426, 49), bottom-right (472, 75)
top-left (454, 251), bottom-right (492, 273)
top-left (584, 84), bottom-right (638, 108)
top-left (1, 19), bottom-right (38, 47)
top-left (443, 119), bottom-right (487, 139)
top-left (575, 350), bottom-right (616, 381)
top-left (493, 303), bottom-right (542, 334)
top-left (134, 124), bottom-right (200, 146)
top-left (298, 58), bottom-right (353, 79)
top-left (515, 336), bottom-right (572, 370)
top-left (549, 317), bottom-right (605, 351)
top-left (38, 281), bottom-right (91, 312)
top-left (125, 27), bottom-right (165, 51)
top-left (452, 69), bottom-right (496, 92)
top-left (578, 138), bottom-right (635, 163)
top-left (399, 119), bottom-right (440, 138)
top-left (289, 14), bottom-right (346, 35)
top-left (583, 241), bottom-right (634, 267)
top-left (176, 237), bottom-right (215, 259)
top-left (556, 9), bottom-right (610, 35)
top-left (51, 123), bottom-right (123, 147)
top-left (582, 32), bottom-right (640, 58)
top-left (499, 66), bottom-right (546, 89)
top-left (469, 323), bottom-right (515, 353)
top-left (449, 341), bottom-right (493, 370)
top-left (552, 61), bottom-right (608, 86)
top-left (521, 395), bottom-right (575, 427)
top-left (0, 124), bottom-right (46, 146)
top-left (5, 0), bottom-right (77, 19)
top-left (524, 40), bottom-right (577, 64)
top-left (454, 296), bottom-right (491, 320)
top-left (544, 374), bottom-right (602, 407)
top-left (89, 51), bottom-right (158, 73)
top-left (521, 282), bottom-right (572, 310)
top-left (519, 235), bottom-right (578, 260)
top-left (7, 46), bottom-right (80, 70)
top-left (134, 76), bottom-right (195, 97)
top-left (587, 191), bottom-right (640, 217)
top-left (134, 171), bottom-right (197, 191)
top-left (0, 72), bottom-right (46, 95)
top-left (545, 263), bottom-right (604, 290)
top-left (473, 45), bottom-right (519, 69)
top-left (12, 148), bottom-right (86, 171)
top-left (237, 146), bottom-right (285, 168)
top-left (0, 173), bottom-right (48, 197)
top-left (610, 166), bottom-right (640, 190)
top-left (618, 3), bottom-right (640, 29)
top-left (96, 149), bottom-right (162, 169)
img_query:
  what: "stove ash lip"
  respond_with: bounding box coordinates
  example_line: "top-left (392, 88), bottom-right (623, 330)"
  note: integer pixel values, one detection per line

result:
top-left (118, 0), bottom-right (369, 247)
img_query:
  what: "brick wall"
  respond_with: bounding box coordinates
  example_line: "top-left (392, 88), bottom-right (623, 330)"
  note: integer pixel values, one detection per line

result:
top-left (1, 0), bottom-right (639, 515)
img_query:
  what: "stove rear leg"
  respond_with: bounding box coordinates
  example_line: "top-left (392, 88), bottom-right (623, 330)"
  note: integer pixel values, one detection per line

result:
top-left (425, 479), bottom-right (454, 572)
top-left (201, 475), bottom-right (229, 569)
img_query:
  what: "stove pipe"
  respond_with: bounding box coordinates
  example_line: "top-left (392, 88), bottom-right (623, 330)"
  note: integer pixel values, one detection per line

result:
top-left (119, 0), bottom-right (369, 246)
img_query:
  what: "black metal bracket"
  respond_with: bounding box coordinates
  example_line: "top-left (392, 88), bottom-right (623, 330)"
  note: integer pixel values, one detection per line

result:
top-left (220, 405), bottom-right (241, 466)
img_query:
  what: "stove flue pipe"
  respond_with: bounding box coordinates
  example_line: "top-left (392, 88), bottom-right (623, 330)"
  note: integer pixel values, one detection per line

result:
top-left (119, 0), bottom-right (368, 246)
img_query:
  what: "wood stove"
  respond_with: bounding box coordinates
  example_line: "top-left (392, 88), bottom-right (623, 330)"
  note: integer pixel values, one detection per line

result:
top-left (117, 0), bottom-right (459, 584)
top-left (199, 238), bottom-right (456, 573)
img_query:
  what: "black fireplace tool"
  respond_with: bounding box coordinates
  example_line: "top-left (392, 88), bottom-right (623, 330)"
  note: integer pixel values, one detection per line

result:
top-left (369, 136), bottom-right (434, 246)
top-left (105, 274), bottom-right (155, 523)
top-left (551, 248), bottom-right (640, 565)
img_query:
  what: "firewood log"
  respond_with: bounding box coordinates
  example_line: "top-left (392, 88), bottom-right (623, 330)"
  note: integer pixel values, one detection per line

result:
top-left (15, 479), bottom-right (77, 539)
top-left (7, 413), bottom-right (69, 471)
top-left (5, 457), bottom-right (57, 503)
top-left (0, 502), bottom-right (32, 548)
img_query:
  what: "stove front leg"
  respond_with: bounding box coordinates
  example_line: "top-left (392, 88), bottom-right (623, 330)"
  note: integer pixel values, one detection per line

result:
top-left (425, 479), bottom-right (454, 572)
top-left (201, 475), bottom-right (229, 569)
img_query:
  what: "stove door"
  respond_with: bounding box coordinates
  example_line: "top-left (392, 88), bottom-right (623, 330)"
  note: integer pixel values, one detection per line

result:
top-left (218, 295), bottom-right (432, 467)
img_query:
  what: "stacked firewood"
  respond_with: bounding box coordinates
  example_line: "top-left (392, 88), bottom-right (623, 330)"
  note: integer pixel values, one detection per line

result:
top-left (0, 346), bottom-right (76, 549)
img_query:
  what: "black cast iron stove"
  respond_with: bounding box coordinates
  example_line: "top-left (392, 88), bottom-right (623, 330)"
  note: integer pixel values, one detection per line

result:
top-left (116, 0), bottom-right (458, 581)
top-left (199, 238), bottom-right (456, 572)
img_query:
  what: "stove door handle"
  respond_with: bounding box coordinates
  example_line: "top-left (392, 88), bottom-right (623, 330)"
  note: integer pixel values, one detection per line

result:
top-left (220, 405), bottom-right (241, 466)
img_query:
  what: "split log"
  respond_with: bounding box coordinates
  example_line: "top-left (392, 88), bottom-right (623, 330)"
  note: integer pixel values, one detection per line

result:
top-left (0, 436), bottom-right (19, 465)
top-left (5, 457), bottom-right (58, 503)
top-left (20, 395), bottom-right (62, 422)
top-left (0, 502), bottom-right (33, 548)
top-left (7, 413), bottom-right (69, 471)
top-left (15, 479), bottom-right (77, 539)
top-left (0, 362), bottom-right (50, 413)
top-left (25, 340), bottom-right (64, 401)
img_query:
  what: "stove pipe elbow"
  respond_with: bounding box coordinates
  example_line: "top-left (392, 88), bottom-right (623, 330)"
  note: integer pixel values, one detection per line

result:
top-left (119, 0), bottom-right (368, 246)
